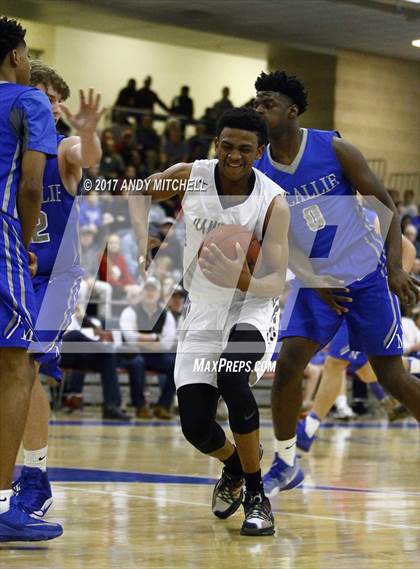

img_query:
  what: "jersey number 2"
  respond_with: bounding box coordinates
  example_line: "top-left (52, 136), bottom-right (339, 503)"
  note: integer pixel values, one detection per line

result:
top-left (33, 211), bottom-right (50, 243)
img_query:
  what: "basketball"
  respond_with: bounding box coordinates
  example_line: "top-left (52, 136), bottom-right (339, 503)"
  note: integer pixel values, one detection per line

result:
top-left (198, 224), bottom-right (260, 286)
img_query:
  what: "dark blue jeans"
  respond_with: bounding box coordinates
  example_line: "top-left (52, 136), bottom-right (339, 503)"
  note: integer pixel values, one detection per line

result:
top-left (61, 331), bottom-right (122, 408)
top-left (118, 352), bottom-right (176, 408)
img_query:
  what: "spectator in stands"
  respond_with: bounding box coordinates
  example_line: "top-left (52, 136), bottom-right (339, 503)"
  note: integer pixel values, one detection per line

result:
top-left (212, 86), bottom-right (233, 118)
top-left (114, 78), bottom-right (137, 108)
top-left (401, 190), bottom-right (418, 217)
top-left (171, 85), bottom-right (194, 121)
top-left (119, 278), bottom-right (177, 419)
top-left (411, 258), bottom-right (420, 278)
top-left (99, 233), bottom-right (139, 299)
top-left (78, 226), bottom-right (112, 321)
top-left (79, 193), bottom-right (102, 233)
top-left (160, 118), bottom-right (188, 169)
top-left (125, 148), bottom-right (149, 179)
top-left (113, 78), bottom-right (138, 123)
top-left (156, 217), bottom-right (182, 271)
top-left (166, 285), bottom-right (186, 323)
top-left (118, 127), bottom-right (138, 165)
top-left (136, 112), bottom-right (161, 173)
top-left (135, 75), bottom-right (169, 114)
top-left (401, 306), bottom-right (420, 356)
top-left (403, 224), bottom-right (420, 257)
top-left (84, 163), bottom-right (102, 185)
top-left (101, 190), bottom-right (131, 234)
top-left (61, 305), bottom-right (131, 421)
top-left (100, 135), bottom-right (125, 179)
top-left (388, 189), bottom-right (400, 207)
top-left (187, 122), bottom-right (211, 161)
top-left (201, 106), bottom-right (217, 136)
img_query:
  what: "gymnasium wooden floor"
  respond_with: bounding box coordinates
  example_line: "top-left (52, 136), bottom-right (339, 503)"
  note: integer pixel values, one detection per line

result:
top-left (1, 411), bottom-right (419, 569)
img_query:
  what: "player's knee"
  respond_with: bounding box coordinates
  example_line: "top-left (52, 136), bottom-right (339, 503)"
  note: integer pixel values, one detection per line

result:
top-left (217, 365), bottom-right (259, 434)
top-left (180, 418), bottom-right (224, 454)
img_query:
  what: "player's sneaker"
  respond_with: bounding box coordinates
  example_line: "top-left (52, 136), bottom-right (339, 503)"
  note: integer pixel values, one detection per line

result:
top-left (12, 467), bottom-right (53, 519)
top-left (240, 490), bottom-right (275, 536)
top-left (381, 397), bottom-right (410, 422)
top-left (0, 496), bottom-right (62, 542)
top-left (296, 419), bottom-right (316, 454)
top-left (212, 444), bottom-right (264, 519)
top-left (212, 468), bottom-right (244, 519)
top-left (262, 453), bottom-right (304, 497)
top-left (331, 404), bottom-right (354, 421)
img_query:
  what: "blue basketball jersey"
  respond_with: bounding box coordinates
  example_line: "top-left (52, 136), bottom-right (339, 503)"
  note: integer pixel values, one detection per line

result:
top-left (30, 134), bottom-right (81, 276)
top-left (254, 129), bottom-right (384, 284)
top-left (0, 82), bottom-right (57, 220)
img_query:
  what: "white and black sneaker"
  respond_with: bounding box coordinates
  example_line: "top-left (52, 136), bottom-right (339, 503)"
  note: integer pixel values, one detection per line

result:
top-left (212, 468), bottom-right (244, 519)
top-left (240, 490), bottom-right (275, 536)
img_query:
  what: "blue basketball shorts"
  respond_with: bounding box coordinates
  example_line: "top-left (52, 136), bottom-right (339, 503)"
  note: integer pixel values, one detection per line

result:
top-left (280, 266), bottom-right (403, 356)
top-left (0, 214), bottom-right (37, 349)
top-left (327, 320), bottom-right (369, 369)
top-left (30, 268), bottom-right (82, 380)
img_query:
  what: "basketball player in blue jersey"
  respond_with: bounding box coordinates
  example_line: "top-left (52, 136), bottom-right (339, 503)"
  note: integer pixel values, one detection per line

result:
top-left (252, 70), bottom-right (420, 497)
top-left (0, 17), bottom-right (63, 541)
top-left (10, 60), bottom-right (104, 520)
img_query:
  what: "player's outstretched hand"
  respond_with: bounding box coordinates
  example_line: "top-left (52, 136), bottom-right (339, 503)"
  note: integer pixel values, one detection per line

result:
top-left (59, 89), bottom-right (106, 134)
top-left (388, 267), bottom-right (420, 306)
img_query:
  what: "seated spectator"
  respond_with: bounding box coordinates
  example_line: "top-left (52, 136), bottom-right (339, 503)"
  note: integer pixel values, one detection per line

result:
top-left (411, 258), bottom-right (420, 278)
top-left (100, 135), bottom-right (125, 179)
top-left (118, 127), bottom-right (138, 165)
top-left (79, 226), bottom-right (112, 321)
top-left (79, 193), bottom-right (102, 232)
top-left (99, 233), bottom-right (139, 299)
top-left (171, 85), bottom-right (194, 120)
top-left (201, 106), bottom-right (217, 136)
top-left (402, 308), bottom-right (420, 355)
top-left (120, 230), bottom-right (139, 279)
top-left (156, 217), bottom-right (182, 271)
top-left (84, 163), bottom-right (102, 185)
top-left (135, 75), bottom-right (169, 114)
top-left (125, 149), bottom-right (149, 179)
top-left (166, 285), bottom-right (186, 324)
top-left (136, 112), bottom-right (161, 173)
top-left (212, 86), bottom-right (233, 119)
top-left (119, 278), bottom-right (177, 419)
top-left (403, 224), bottom-right (420, 257)
top-left (61, 306), bottom-right (130, 421)
top-left (100, 191), bottom-right (131, 234)
top-left (401, 190), bottom-right (418, 217)
top-left (160, 119), bottom-right (188, 169)
top-left (387, 189), bottom-right (400, 206)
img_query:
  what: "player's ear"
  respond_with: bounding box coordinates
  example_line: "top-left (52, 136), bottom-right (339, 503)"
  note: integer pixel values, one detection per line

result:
top-left (287, 104), bottom-right (299, 120)
top-left (10, 48), bottom-right (19, 67)
top-left (255, 144), bottom-right (265, 160)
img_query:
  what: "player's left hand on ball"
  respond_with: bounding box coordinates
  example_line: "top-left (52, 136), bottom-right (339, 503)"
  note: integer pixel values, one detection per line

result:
top-left (59, 88), bottom-right (106, 134)
top-left (388, 267), bottom-right (420, 306)
top-left (28, 251), bottom-right (38, 278)
top-left (200, 242), bottom-right (250, 289)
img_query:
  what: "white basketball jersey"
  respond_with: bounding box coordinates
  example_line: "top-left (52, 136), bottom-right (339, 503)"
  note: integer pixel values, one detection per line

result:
top-left (182, 158), bottom-right (285, 303)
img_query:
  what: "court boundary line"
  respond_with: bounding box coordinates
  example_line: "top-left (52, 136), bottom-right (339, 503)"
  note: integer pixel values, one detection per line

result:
top-left (56, 485), bottom-right (420, 531)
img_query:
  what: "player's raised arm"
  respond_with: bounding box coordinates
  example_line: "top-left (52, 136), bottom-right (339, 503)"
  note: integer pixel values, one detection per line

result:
top-left (333, 137), bottom-right (420, 304)
top-left (59, 89), bottom-right (104, 171)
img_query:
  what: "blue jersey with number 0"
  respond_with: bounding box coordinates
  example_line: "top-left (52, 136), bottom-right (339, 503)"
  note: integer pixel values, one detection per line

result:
top-left (254, 128), bottom-right (384, 284)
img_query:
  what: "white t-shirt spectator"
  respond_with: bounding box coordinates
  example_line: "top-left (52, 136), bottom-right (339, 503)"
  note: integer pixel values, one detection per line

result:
top-left (402, 316), bottom-right (420, 354)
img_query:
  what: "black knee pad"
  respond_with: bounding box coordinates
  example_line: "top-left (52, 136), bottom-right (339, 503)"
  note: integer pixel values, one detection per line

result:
top-left (180, 419), bottom-right (225, 454)
top-left (217, 356), bottom-right (260, 434)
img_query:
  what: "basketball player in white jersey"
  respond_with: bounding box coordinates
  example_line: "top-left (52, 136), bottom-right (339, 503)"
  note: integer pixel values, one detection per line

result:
top-left (130, 108), bottom-right (289, 536)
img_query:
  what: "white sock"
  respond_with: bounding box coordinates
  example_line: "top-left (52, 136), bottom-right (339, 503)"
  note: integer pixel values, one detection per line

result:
top-left (24, 446), bottom-right (48, 472)
top-left (0, 489), bottom-right (13, 514)
top-left (335, 395), bottom-right (347, 410)
top-left (305, 412), bottom-right (321, 438)
top-left (275, 437), bottom-right (296, 467)
top-left (408, 357), bottom-right (420, 374)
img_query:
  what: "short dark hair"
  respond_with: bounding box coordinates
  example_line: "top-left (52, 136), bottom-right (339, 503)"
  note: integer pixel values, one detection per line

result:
top-left (255, 70), bottom-right (308, 115)
top-left (0, 16), bottom-right (26, 64)
top-left (216, 107), bottom-right (267, 146)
